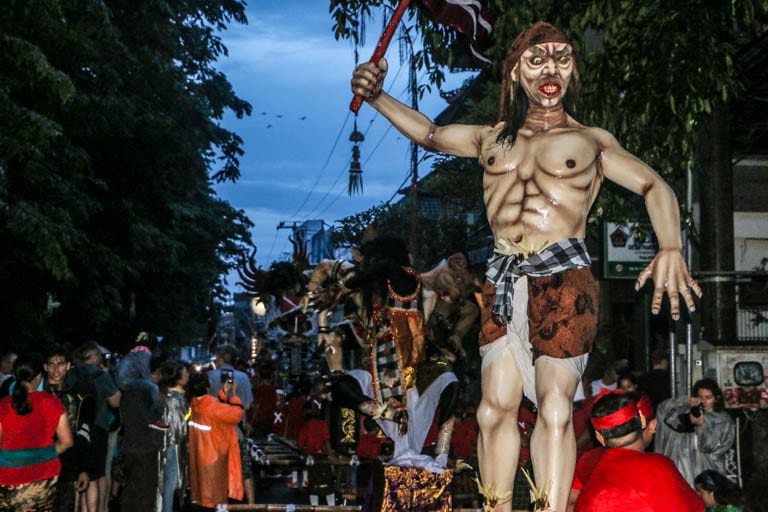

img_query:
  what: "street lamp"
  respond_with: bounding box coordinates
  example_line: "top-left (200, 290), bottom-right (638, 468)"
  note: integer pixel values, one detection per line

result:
top-left (251, 297), bottom-right (267, 316)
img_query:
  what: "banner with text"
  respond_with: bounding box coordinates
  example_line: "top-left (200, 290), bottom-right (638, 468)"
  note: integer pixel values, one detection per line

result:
top-left (603, 221), bottom-right (659, 279)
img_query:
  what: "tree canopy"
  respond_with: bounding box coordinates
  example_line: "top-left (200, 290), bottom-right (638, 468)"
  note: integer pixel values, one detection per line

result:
top-left (0, 0), bottom-right (254, 352)
top-left (329, 0), bottom-right (767, 249)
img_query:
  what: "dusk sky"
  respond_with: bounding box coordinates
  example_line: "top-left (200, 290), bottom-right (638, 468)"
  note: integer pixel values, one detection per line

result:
top-left (213, 0), bottom-right (475, 278)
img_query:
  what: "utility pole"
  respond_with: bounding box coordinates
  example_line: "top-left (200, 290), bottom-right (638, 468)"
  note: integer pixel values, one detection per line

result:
top-left (698, 102), bottom-right (737, 347)
top-left (276, 221), bottom-right (298, 231)
top-left (408, 41), bottom-right (420, 266)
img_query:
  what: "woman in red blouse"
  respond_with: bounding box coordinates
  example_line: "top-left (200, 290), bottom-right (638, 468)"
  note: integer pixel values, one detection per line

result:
top-left (0, 354), bottom-right (73, 511)
top-left (296, 401), bottom-right (337, 506)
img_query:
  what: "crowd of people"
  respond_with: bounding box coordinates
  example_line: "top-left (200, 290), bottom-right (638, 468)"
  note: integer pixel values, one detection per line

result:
top-left (0, 338), bottom-right (257, 512)
top-left (1, 14), bottom-right (756, 512)
top-left (563, 352), bottom-right (755, 512)
top-left (0, 337), bottom-right (756, 512)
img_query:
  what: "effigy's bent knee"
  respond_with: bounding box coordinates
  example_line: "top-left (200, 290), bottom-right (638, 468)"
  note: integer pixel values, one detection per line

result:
top-left (476, 399), bottom-right (519, 431)
top-left (536, 392), bottom-right (572, 429)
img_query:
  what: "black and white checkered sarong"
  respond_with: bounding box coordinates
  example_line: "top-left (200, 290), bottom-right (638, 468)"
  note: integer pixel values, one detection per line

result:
top-left (486, 238), bottom-right (591, 323)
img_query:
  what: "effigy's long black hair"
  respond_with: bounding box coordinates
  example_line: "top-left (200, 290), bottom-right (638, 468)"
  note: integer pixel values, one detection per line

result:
top-left (345, 236), bottom-right (417, 318)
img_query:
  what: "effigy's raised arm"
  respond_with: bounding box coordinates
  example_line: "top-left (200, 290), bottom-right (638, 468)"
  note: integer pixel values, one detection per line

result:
top-left (595, 127), bottom-right (702, 319)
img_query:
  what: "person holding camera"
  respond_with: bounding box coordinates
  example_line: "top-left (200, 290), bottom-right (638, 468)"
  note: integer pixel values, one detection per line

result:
top-left (207, 344), bottom-right (255, 504)
top-left (188, 372), bottom-right (244, 508)
top-left (655, 378), bottom-right (736, 486)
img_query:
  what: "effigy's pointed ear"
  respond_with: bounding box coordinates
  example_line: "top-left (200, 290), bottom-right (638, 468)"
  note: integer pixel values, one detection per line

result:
top-left (508, 63), bottom-right (521, 106)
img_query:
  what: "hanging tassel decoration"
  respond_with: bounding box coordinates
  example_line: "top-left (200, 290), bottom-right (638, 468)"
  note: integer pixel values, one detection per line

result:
top-left (348, 119), bottom-right (365, 195)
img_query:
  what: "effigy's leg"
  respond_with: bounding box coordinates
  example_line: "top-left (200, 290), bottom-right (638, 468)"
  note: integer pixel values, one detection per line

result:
top-left (476, 340), bottom-right (522, 512)
top-left (529, 357), bottom-right (580, 512)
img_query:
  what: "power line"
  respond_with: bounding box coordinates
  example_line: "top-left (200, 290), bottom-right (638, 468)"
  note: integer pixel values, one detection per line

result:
top-left (265, 228), bottom-right (280, 267)
top-left (297, 62), bottom-right (409, 221)
top-left (287, 110), bottom-right (352, 220)
top-left (304, 116), bottom-right (398, 221)
top-left (288, 59), bottom-right (406, 222)
top-left (310, 121), bottom-right (400, 219)
top-left (387, 167), bottom-right (414, 204)
top-left (307, 71), bottom-right (429, 221)
top-left (276, 74), bottom-right (406, 260)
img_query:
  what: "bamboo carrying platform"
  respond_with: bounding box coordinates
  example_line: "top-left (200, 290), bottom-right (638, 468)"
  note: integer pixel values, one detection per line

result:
top-left (216, 507), bottom-right (481, 511)
top-left (242, 437), bottom-right (481, 511)
top-left (215, 506), bottom-right (359, 511)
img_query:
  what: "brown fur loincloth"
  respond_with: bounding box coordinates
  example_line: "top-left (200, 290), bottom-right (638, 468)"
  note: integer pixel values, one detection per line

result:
top-left (480, 267), bottom-right (598, 360)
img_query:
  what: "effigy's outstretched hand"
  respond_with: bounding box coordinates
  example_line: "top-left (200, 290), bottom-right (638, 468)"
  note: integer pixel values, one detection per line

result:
top-left (351, 58), bottom-right (388, 103)
top-left (635, 248), bottom-right (702, 320)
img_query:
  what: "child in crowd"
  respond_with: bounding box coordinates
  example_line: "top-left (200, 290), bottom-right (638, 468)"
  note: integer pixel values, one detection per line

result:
top-left (296, 400), bottom-right (336, 506)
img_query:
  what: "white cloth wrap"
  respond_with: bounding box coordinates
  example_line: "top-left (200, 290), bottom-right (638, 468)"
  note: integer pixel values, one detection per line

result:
top-left (347, 368), bottom-right (457, 473)
top-left (479, 275), bottom-right (587, 406)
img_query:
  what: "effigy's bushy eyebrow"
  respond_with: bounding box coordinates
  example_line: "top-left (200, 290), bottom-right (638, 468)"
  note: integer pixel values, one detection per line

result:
top-left (524, 44), bottom-right (572, 58)
top-left (526, 46), bottom-right (547, 56)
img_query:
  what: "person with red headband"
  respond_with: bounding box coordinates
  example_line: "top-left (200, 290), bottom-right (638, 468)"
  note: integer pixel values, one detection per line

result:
top-left (568, 388), bottom-right (656, 509)
top-left (568, 392), bottom-right (703, 511)
top-left (351, 20), bottom-right (700, 511)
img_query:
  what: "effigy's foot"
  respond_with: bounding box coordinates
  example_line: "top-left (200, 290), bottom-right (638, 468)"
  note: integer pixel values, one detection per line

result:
top-left (474, 476), bottom-right (512, 512)
top-left (521, 467), bottom-right (553, 512)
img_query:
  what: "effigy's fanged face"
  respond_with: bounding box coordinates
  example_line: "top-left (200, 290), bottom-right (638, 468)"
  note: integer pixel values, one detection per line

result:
top-left (517, 42), bottom-right (574, 107)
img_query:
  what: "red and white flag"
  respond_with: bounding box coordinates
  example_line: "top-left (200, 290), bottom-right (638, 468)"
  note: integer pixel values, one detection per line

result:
top-left (419, 0), bottom-right (494, 64)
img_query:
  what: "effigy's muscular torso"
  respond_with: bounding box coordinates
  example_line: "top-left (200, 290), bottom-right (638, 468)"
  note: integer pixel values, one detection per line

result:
top-left (479, 122), bottom-right (604, 250)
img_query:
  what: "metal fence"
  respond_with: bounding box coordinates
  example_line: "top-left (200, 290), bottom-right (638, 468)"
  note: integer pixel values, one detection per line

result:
top-left (737, 307), bottom-right (768, 342)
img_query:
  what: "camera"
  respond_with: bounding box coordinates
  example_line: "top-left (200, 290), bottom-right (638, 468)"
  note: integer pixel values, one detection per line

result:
top-left (690, 403), bottom-right (704, 418)
top-left (220, 368), bottom-right (234, 385)
top-left (669, 403), bottom-right (705, 433)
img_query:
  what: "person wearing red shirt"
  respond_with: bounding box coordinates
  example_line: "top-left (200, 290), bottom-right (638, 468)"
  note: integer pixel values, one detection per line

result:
top-left (568, 392), bottom-right (703, 512)
top-left (271, 389), bottom-right (287, 437)
top-left (249, 368), bottom-right (277, 437)
top-left (450, 406), bottom-right (479, 460)
top-left (296, 409), bottom-right (332, 456)
top-left (573, 377), bottom-right (598, 460)
top-left (296, 401), bottom-right (336, 507)
top-left (283, 389), bottom-right (309, 439)
top-left (0, 354), bottom-right (73, 511)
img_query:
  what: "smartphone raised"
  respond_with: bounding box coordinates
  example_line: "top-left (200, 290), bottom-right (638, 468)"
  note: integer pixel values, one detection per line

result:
top-left (220, 368), bottom-right (234, 384)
